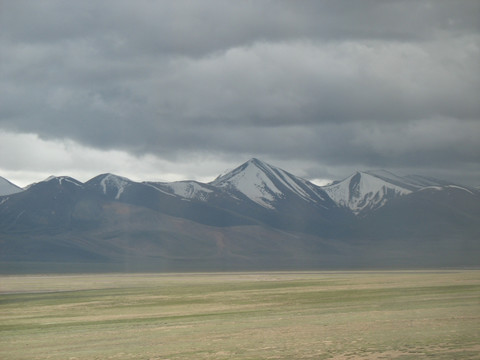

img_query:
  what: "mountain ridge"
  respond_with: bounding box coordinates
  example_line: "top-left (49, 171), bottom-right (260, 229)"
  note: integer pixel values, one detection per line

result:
top-left (3, 158), bottom-right (471, 208)
top-left (1, 158), bottom-right (478, 271)
top-left (1, 158), bottom-right (477, 222)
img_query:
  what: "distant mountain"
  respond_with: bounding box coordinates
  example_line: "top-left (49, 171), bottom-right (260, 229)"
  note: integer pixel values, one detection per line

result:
top-left (0, 175), bottom-right (99, 233)
top-left (211, 158), bottom-right (329, 209)
top-left (359, 184), bottom-right (480, 238)
top-left (84, 173), bottom-right (255, 228)
top-left (322, 170), bottom-right (452, 215)
top-left (0, 159), bottom-right (479, 271)
top-left (85, 173), bottom-right (132, 200)
top-left (0, 176), bottom-right (23, 196)
top-left (207, 158), bottom-right (348, 236)
top-left (151, 180), bottom-right (216, 202)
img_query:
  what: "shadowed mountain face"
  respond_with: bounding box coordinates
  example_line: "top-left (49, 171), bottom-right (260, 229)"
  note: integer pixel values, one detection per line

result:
top-left (1, 159), bottom-right (479, 271)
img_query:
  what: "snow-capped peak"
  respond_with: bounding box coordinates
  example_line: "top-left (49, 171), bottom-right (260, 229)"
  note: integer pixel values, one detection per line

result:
top-left (22, 175), bottom-right (84, 191)
top-left (101, 174), bottom-right (131, 200)
top-left (87, 173), bottom-right (132, 200)
top-left (322, 170), bottom-right (412, 214)
top-left (211, 159), bottom-right (282, 208)
top-left (0, 176), bottom-right (23, 196)
top-left (50, 176), bottom-right (83, 186)
top-left (210, 158), bottom-right (326, 209)
top-left (45, 175), bottom-right (57, 182)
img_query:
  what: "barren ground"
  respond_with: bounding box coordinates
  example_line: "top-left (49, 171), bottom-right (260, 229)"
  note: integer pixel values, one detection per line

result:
top-left (1, 270), bottom-right (479, 359)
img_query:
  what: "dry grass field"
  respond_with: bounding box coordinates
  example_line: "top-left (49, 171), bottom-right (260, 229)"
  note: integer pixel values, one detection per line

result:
top-left (1, 270), bottom-right (479, 359)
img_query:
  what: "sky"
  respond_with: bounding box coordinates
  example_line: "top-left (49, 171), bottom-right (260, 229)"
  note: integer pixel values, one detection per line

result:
top-left (1, 0), bottom-right (479, 188)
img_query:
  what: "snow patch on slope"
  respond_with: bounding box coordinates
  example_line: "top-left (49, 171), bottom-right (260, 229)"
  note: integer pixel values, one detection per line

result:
top-left (167, 181), bottom-right (213, 201)
top-left (418, 186), bottom-right (443, 192)
top-left (56, 176), bottom-right (83, 187)
top-left (446, 185), bottom-right (475, 194)
top-left (142, 182), bottom-right (176, 197)
top-left (45, 175), bottom-right (57, 182)
top-left (100, 174), bottom-right (131, 200)
top-left (273, 167), bottom-right (326, 203)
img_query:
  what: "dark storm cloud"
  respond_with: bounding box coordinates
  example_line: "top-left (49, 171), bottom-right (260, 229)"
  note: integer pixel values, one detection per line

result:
top-left (0, 0), bottom-right (479, 185)
top-left (3, 1), bottom-right (479, 51)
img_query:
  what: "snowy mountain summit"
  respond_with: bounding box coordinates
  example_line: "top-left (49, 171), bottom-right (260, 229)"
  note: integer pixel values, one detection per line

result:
top-left (86, 173), bottom-right (133, 200)
top-left (322, 169), bottom-right (448, 214)
top-left (211, 158), bottom-right (327, 209)
top-left (1, 158), bottom-right (473, 217)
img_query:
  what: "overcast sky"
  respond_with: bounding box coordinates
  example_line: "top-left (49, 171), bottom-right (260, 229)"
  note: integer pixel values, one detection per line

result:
top-left (1, 0), bottom-right (479, 187)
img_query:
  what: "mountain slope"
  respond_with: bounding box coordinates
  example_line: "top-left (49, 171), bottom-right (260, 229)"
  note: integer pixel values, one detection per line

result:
top-left (0, 176), bottom-right (23, 196)
top-left (322, 170), bottom-right (452, 215)
top-left (211, 158), bottom-right (330, 209)
top-left (0, 159), bottom-right (479, 270)
top-left (146, 180), bottom-right (217, 202)
top-left (362, 184), bottom-right (480, 239)
top-left (85, 173), bottom-right (256, 228)
top-left (85, 173), bottom-right (132, 200)
top-left (207, 158), bottom-right (352, 237)
top-left (0, 175), bottom-right (102, 233)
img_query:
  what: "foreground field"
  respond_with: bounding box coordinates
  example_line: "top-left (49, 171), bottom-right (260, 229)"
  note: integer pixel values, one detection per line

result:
top-left (0, 271), bottom-right (479, 359)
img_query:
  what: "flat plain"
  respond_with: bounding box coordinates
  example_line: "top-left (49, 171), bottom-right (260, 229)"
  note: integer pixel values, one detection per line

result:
top-left (0, 270), bottom-right (479, 359)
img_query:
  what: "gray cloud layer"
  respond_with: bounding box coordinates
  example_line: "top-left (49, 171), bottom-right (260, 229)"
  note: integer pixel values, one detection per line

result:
top-left (1, 0), bottom-right (479, 185)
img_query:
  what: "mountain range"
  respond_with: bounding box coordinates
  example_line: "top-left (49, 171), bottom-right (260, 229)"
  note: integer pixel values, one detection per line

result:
top-left (1, 158), bottom-right (479, 272)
